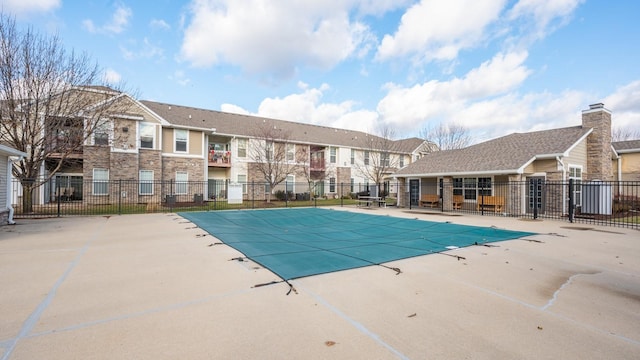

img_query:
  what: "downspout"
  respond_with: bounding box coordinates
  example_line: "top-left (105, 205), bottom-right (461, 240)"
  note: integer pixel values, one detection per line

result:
top-left (556, 156), bottom-right (567, 215)
top-left (6, 157), bottom-right (20, 224)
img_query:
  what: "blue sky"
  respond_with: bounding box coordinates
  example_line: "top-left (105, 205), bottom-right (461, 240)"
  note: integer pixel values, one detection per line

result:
top-left (3, 0), bottom-right (639, 142)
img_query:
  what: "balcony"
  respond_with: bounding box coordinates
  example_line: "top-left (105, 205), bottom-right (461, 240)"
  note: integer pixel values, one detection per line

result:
top-left (208, 150), bottom-right (231, 167)
top-left (310, 159), bottom-right (325, 171)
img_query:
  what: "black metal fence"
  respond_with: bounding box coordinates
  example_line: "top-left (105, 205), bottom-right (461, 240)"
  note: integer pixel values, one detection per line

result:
top-left (10, 178), bottom-right (639, 229)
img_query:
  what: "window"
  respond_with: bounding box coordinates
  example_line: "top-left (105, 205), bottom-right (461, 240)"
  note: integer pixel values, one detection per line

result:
top-left (569, 165), bottom-right (583, 206)
top-left (93, 168), bottom-right (109, 195)
top-left (399, 155), bottom-right (405, 168)
top-left (364, 151), bottom-right (370, 165)
top-left (139, 170), bottom-right (154, 195)
top-left (314, 180), bottom-right (325, 197)
top-left (350, 178), bottom-right (354, 192)
top-left (350, 149), bottom-right (355, 165)
top-left (266, 141), bottom-right (273, 161)
top-left (329, 177), bottom-right (336, 193)
top-left (330, 147), bottom-right (337, 163)
top-left (381, 152), bottom-right (390, 167)
top-left (286, 175), bottom-right (294, 193)
top-left (237, 138), bottom-right (247, 158)
top-left (139, 123), bottom-right (155, 149)
top-left (176, 172), bottom-right (188, 195)
top-left (453, 177), bottom-right (492, 200)
top-left (237, 174), bottom-right (247, 194)
top-left (286, 144), bottom-right (295, 162)
top-left (94, 120), bottom-right (109, 146)
top-left (175, 129), bottom-right (188, 152)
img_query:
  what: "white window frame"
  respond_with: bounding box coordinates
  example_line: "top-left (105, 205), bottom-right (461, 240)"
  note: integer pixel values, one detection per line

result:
top-left (237, 138), bottom-right (247, 158)
top-left (139, 170), bottom-right (154, 195)
top-left (286, 143), bottom-right (295, 162)
top-left (92, 168), bottom-right (109, 195)
top-left (286, 175), bottom-right (295, 193)
top-left (238, 174), bottom-right (247, 194)
top-left (93, 119), bottom-right (110, 146)
top-left (176, 171), bottom-right (188, 195)
top-left (350, 149), bottom-right (355, 165)
top-left (364, 150), bottom-right (370, 166)
top-left (175, 129), bottom-right (188, 153)
top-left (569, 165), bottom-right (583, 207)
top-left (329, 177), bottom-right (336, 193)
top-left (139, 122), bottom-right (155, 149)
top-left (330, 147), bottom-right (337, 164)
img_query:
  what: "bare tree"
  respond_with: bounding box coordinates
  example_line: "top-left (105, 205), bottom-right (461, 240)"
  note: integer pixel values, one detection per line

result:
top-left (612, 126), bottom-right (640, 142)
top-left (295, 144), bottom-right (336, 198)
top-left (248, 121), bottom-right (299, 201)
top-left (420, 122), bottom-right (471, 150)
top-left (352, 125), bottom-right (400, 190)
top-left (0, 14), bottom-right (130, 212)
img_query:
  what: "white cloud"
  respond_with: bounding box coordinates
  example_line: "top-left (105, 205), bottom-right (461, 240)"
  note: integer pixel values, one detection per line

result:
top-left (169, 70), bottom-right (191, 87)
top-left (83, 3), bottom-right (132, 34)
top-left (376, 0), bottom-right (507, 63)
top-left (0, 0), bottom-right (60, 15)
top-left (103, 68), bottom-right (122, 84)
top-left (120, 38), bottom-right (164, 60)
top-left (603, 80), bottom-right (640, 130)
top-left (508, 0), bottom-right (585, 41)
top-left (149, 19), bottom-right (170, 31)
top-left (376, 51), bottom-right (532, 131)
top-left (221, 82), bottom-right (379, 132)
top-left (179, 0), bottom-right (374, 79)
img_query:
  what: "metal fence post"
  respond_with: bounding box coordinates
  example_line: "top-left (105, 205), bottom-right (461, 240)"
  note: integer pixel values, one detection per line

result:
top-left (118, 180), bottom-right (122, 215)
top-left (532, 179), bottom-right (539, 220)
top-left (568, 179), bottom-right (574, 223)
top-left (55, 178), bottom-right (61, 217)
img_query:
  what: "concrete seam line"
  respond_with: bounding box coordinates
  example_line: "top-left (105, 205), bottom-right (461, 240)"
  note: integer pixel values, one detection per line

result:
top-left (26, 288), bottom-right (254, 339)
top-left (295, 283), bottom-right (411, 360)
top-left (1, 219), bottom-right (108, 360)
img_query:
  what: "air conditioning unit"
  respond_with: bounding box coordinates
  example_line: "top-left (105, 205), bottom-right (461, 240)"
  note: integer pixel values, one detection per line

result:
top-left (581, 181), bottom-right (612, 215)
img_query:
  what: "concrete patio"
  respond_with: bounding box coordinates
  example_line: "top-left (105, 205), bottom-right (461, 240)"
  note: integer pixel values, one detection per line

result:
top-left (1, 207), bottom-right (639, 359)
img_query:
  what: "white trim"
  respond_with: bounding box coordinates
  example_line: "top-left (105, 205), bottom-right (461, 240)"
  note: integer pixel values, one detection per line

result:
top-left (161, 153), bottom-right (203, 159)
top-left (0, 145), bottom-right (26, 157)
top-left (174, 129), bottom-right (189, 153)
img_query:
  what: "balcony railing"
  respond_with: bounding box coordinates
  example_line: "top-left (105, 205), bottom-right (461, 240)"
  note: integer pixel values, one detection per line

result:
top-left (310, 159), bottom-right (325, 171)
top-left (208, 150), bottom-right (231, 167)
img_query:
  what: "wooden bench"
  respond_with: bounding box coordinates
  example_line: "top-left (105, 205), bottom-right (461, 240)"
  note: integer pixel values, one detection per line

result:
top-left (476, 195), bottom-right (505, 212)
top-left (452, 195), bottom-right (464, 209)
top-left (420, 194), bottom-right (440, 208)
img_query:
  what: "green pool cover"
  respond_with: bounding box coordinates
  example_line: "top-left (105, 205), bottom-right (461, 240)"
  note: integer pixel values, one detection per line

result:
top-left (180, 208), bottom-right (536, 280)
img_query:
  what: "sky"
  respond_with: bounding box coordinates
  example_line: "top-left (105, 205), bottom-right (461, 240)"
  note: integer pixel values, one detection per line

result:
top-left (2, 0), bottom-right (639, 142)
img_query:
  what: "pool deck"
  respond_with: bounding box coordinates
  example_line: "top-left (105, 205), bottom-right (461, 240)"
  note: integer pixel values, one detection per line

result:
top-left (1, 207), bottom-right (639, 359)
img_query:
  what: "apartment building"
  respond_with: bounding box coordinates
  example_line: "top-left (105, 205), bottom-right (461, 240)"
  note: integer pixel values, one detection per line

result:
top-left (17, 87), bottom-right (430, 205)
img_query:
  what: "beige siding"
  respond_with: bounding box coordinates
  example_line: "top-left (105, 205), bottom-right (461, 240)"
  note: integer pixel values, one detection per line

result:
top-left (188, 131), bottom-right (202, 155)
top-left (162, 128), bottom-right (173, 153)
top-left (564, 139), bottom-right (588, 171)
top-left (618, 153), bottom-right (640, 181)
top-left (0, 155), bottom-right (7, 209)
top-left (421, 177), bottom-right (438, 195)
top-left (531, 159), bottom-right (557, 173)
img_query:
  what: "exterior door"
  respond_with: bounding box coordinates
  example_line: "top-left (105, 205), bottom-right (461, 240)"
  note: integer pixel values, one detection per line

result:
top-left (409, 179), bottom-right (420, 207)
top-left (526, 176), bottom-right (546, 215)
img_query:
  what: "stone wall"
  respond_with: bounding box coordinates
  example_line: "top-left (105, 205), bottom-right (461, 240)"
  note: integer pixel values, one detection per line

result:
top-left (582, 104), bottom-right (613, 181)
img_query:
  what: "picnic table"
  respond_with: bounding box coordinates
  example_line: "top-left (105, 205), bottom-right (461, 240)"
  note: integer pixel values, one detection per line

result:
top-left (356, 196), bottom-right (386, 208)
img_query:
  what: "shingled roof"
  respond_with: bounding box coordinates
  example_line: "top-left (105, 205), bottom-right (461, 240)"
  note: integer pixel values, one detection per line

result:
top-left (613, 139), bottom-right (640, 153)
top-left (394, 126), bottom-right (593, 176)
top-left (140, 100), bottom-right (425, 154)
